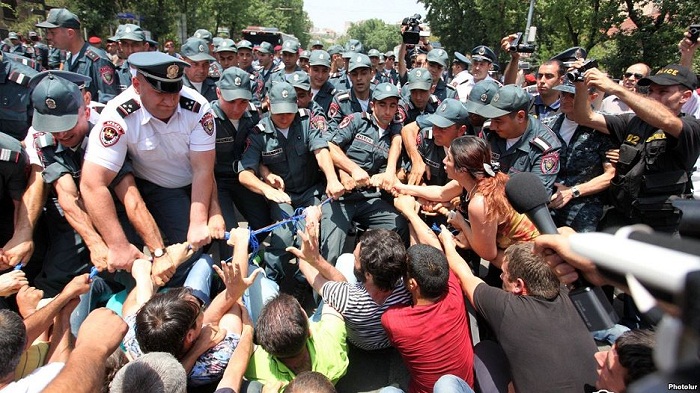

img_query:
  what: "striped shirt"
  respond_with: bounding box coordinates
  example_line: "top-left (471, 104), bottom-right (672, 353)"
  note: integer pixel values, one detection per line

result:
top-left (322, 280), bottom-right (412, 350)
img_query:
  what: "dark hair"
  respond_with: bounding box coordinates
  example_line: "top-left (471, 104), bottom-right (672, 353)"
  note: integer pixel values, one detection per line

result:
top-left (358, 229), bottom-right (407, 291)
top-left (255, 294), bottom-right (309, 358)
top-left (283, 371), bottom-right (337, 393)
top-left (450, 136), bottom-right (511, 221)
top-left (102, 349), bottom-right (128, 393)
top-left (406, 244), bottom-right (449, 299)
top-left (616, 329), bottom-right (656, 386)
top-left (135, 288), bottom-right (200, 359)
top-left (0, 309), bottom-right (27, 380)
top-left (541, 59), bottom-right (565, 77)
top-left (504, 242), bottom-right (559, 300)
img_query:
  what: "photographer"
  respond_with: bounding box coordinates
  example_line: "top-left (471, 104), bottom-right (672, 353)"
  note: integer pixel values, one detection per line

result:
top-left (397, 15), bottom-right (432, 85)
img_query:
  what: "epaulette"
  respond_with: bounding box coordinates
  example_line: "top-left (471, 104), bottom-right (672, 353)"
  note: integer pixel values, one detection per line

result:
top-left (329, 87), bottom-right (337, 95)
top-left (117, 99), bottom-right (141, 118)
top-left (0, 147), bottom-right (23, 163)
top-left (8, 71), bottom-right (30, 86)
top-left (429, 95), bottom-right (439, 104)
top-left (254, 123), bottom-right (267, 134)
top-left (446, 84), bottom-right (456, 91)
top-left (93, 105), bottom-right (105, 115)
top-left (85, 47), bottom-right (101, 62)
top-left (360, 112), bottom-right (372, 121)
top-left (530, 136), bottom-right (554, 152)
top-left (330, 72), bottom-right (340, 78)
top-left (337, 92), bottom-right (350, 102)
top-left (248, 102), bottom-right (257, 112)
top-left (180, 96), bottom-right (202, 112)
top-left (34, 132), bottom-right (55, 149)
top-left (298, 108), bottom-right (310, 119)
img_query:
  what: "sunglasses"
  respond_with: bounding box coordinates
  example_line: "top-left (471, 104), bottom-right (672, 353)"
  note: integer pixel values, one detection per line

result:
top-left (624, 72), bottom-right (644, 79)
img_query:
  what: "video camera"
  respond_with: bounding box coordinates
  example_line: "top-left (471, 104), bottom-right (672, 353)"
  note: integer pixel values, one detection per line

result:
top-left (689, 24), bottom-right (700, 42)
top-left (402, 14), bottom-right (422, 45)
top-left (566, 58), bottom-right (598, 82)
top-left (508, 31), bottom-right (536, 54)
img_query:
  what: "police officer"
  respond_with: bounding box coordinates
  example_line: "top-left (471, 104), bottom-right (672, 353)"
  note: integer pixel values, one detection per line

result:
top-left (4, 32), bottom-right (26, 56)
top-left (309, 39), bottom-right (324, 51)
top-left (255, 42), bottom-right (276, 85)
top-left (288, 70), bottom-right (327, 121)
top-left (547, 81), bottom-right (615, 232)
top-left (265, 40), bottom-right (303, 93)
top-left (383, 51), bottom-right (399, 85)
top-left (115, 24), bottom-right (148, 91)
top-left (328, 54), bottom-right (374, 129)
top-left (572, 63), bottom-right (700, 233)
top-left (402, 67), bottom-right (440, 124)
top-left (81, 52), bottom-right (216, 294)
top-left (299, 49), bottom-right (311, 73)
top-left (463, 79), bottom-right (500, 137)
top-left (238, 82), bottom-right (343, 283)
top-left (0, 131), bottom-right (28, 263)
top-left (37, 8), bottom-right (118, 103)
top-left (236, 40), bottom-right (264, 109)
top-left (0, 52), bottom-right (38, 140)
top-left (425, 48), bottom-right (456, 101)
top-left (451, 51), bottom-right (474, 101)
top-left (211, 67), bottom-right (271, 261)
top-left (323, 82), bottom-right (409, 264)
top-left (368, 49), bottom-right (383, 84)
top-left (181, 37), bottom-right (218, 102)
top-left (215, 39), bottom-right (238, 71)
top-left (29, 31), bottom-right (49, 70)
top-left (307, 50), bottom-right (336, 114)
top-left (470, 84), bottom-right (562, 193)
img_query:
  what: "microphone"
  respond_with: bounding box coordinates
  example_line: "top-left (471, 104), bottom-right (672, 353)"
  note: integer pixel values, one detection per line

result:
top-left (505, 172), bottom-right (618, 331)
top-left (505, 172), bottom-right (557, 234)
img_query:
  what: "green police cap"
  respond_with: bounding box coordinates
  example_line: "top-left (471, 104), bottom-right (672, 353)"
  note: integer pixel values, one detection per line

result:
top-left (108, 25), bottom-right (126, 42)
top-left (368, 49), bottom-right (381, 58)
top-left (236, 40), bottom-right (254, 51)
top-left (473, 84), bottom-right (530, 118)
top-left (327, 45), bottom-right (343, 56)
top-left (282, 40), bottom-right (300, 54)
top-left (215, 39), bottom-right (237, 53)
top-left (464, 80), bottom-right (500, 114)
top-left (349, 53), bottom-right (371, 72)
top-left (289, 71), bottom-right (311, 91)
top-left (269, 82), bottom-right (298, 114)
top-left (309, 50), bottom-right (331, 67)
top-left (427, 48), bottom-right (448, 68)
top-left (257, 42), bottom-right (273, 54)
top-left (129, 51), bottom-right (190, 93)
top-left (372, 82), bottom-right (400, 101)
top-left (181, 37), bottom-right (216, 62)
top-left (8, 32), bottom-right (19, 40)
top-left (345, 39), bottom-right (363, 54)
top-left (217, 67), bottom-right (253, 101)
top-left (31, 74), bottom-right (83, 133)
top-left (300, 50), bottom-right (311, 60)
top-left (193, 29), bottom-right (213, 44)
top-left (29, 70), bottom-right (92, 91)
top-left (309, 39), bottom-right (323, 48)
top-left (407, 68), bottom-right (432, 91)
top-left (425, 98), bottom-right (469, 128)
top-left (119, 24), bottom-right (145, 42)
top-left (36, 8), bottom-right (81, 29)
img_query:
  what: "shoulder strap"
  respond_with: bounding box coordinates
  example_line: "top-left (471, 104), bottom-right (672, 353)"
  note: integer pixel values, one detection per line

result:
top-left (180, 96), bottom-right (202, 112)
top-left (117, 99), bottom-right (141, 118)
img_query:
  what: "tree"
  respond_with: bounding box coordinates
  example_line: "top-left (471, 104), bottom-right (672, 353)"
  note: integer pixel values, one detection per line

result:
top-left (345, 19), bottom-right (401, 53)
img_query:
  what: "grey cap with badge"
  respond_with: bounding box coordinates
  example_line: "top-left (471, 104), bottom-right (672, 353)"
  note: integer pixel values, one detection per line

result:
top-left (372, 82), bottom-right (401, 101)
top-left (427, 48), bottom-right (448, 68)
top-left (349, 53), bottom-right (371, 72)
top-left (289, 71), bottom-right (311, 91)
top-left (281, 40), bottom-right (300, 54)
top-left (472, 84), bottom-right (530, 118)
top-left (181, 37), bottom-right (216, 62)
top-left (309, 50), bottom-right (331, 68)
top-left (36, 8), bottom-right (81, 29)
top-left (129, 51), bottom-right (190, 93)
top-left (257, 41), bottom-right (274, 54)
top-left (269, 82), bottom-right (298, 114)
top-left (464, 80), bottom-right (500, 114)
top-left (215, 39), bottom-right (238, 53)
top-left (217, 67), bottom-right (253, 101)
top-left (119, 24), bottom-right (145, 42)
top-left (425, 98), bottom-right (469, 128)
top-left (31, 74), bottom-right (84, 133)
top-left (407, 68), bottom-right (432, 91)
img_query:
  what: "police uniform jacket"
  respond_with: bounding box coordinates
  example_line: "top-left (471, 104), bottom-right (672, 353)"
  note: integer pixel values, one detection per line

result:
top-left (401, 94), bottom-right (439, 124)
top-left (414, 126), bottom-right (449, 186)
top-left (211, 99), bottom-right (259, 177)
top-left (0, 56), bottom-right (37, 140)
top-left (183, 75), bottom-right (218, 103)
top-left (550, 114), bottom-right (616, 230)
top-left (487, 115), bottom-right (562, 193)
top-left (65, 43), bottom-right (118, 104)
top-left (265, 65), bottom-right (303, 93)
top-left (0, 131), bottom-right (28, 201)
top-left (432, 79), bottom-right (456, 102)
top-left (117, 61), bottom-right (133, 91)
top-left (330, 71), bottom-right (351, 92)
top-left (243, 65), bottom-right (264, 108)
top-left (313, 81), bottom-right (337, 115)
top-left (328, 89), bottom-right (373, 130)
top-left (238, 108), bottom-right (328, 196)
top-left (48, 47), bottom-right (65, 70)
top-left (84, 85), bottom-right (215, 189)
top-left (603, 112), bottom-right (700, 216)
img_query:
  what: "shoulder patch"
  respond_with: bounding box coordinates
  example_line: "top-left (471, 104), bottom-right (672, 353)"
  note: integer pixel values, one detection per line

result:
top-left (33, 132), bottom-right (55, 149)
top-left (8, 71), bottom-right (30, 86)
top-left (540, 152), bottom-right (559, 174)
top-left (360, 112), bottom-right (372, 121)
top-left (99, 121), bottom-right (124, 147)
top-left (117, 99), bottom-right (141, 118)
top-left (530, 136), bottom-right (553, 152)
top-left (330, 88), bottom-right (337, 95)
top-left (429, 95), bottom-right (439, 104)
top-left (394, 106), bottom-right (407, 124)
top-left (310, 114), bottom-right (328, 133)
top-left (180, 97), bottom-right (202, 112)
top-left (200, 112), bottom-right (215, 136)
top-left (248, 102), bottom-right (257, 112)
top-left (328, 101), bottom-right (340, 119)
top-left (339, 115), bottom-right (353, 129)
top-left (0, 147), bottom-right (22, 163)
top-left (100, 64), bottom-right (115, 85)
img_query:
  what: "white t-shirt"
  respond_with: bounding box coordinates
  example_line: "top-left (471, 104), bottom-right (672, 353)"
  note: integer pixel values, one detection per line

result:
top-left (558, 116), bottom-right (578, 146)
top-left (0, 363), bottom-right (64, 393)
top-left (358, 98), bottom-right (369, 112)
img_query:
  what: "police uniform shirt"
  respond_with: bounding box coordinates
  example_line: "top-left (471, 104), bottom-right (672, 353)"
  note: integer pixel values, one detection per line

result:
top-left (312, 80), bottom-right (337, 115)
top-left (84, 85), bottom-right (215, 189)
top-left (415, 126), bottom-right (449, 186)
top-left (65, 43), bottom-right (118, 104)
top-left (211, 99), bottom-right (259, 177)
top-left (0, 132), bottom-right (28, 201)
top-left (238, 108), bottom-right (328, 195)
top-left (183, 75), bottom-right (218, 102)
top-left (243, 65), bottom-right (264, 108)
top-left (329, 112), bottom-right (402, 176)
top-left (487, 114), bottom-right (562, 193)
top-left (0, 56), bottom-right (37, 141)
top-left (401, 94), bottom-right (439, 124)
top-left (117, 61), bottom-right (134, 91)
top-left (328, 89), bottom-right (373, 130)
top-left (432, 79), bottom-right (456, 102)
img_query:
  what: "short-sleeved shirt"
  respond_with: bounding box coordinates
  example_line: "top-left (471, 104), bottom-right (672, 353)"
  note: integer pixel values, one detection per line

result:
top-left (382, 272), bottom-right (474, 393)
top-left (473, 283), bottom-right (598, 392)
top-left (321, 280), bottom-right (412, 350)
top-left (0, 132), bottom-right (28, 201)
top-left (529, 94), bottom-right (561, 129)
top-left (84, 85), bottom-right (215, 188)
top-left (488, 115), bottom-right (562, 193)
top-left (211, 100), bottom-right (259, 177)
top-left (244, 312), bottom-right (348, 387)
top-left (312, 81), bottom-right (337, 115)
top-left (0, 57), bottom-right (37, 141)
top-left (238, 108), bottom-right (328, 195)
top-left (1, 362), bottom-right (64, 393)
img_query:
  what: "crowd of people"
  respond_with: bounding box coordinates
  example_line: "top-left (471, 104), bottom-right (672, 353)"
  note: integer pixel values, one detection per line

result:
top-left (1, 7), bottom-right (699, 393)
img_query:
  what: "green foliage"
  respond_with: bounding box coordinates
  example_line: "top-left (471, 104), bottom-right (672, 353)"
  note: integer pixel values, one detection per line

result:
top-left (345, 19), bottom-right (401, 52)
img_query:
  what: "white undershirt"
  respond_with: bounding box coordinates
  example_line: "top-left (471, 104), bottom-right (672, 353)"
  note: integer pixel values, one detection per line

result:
top-left (230, 119), bottom-right (240, 130)
top-left (506, 137), bottom-right (521, 150)
top-left (277, 127), bottom-right (290, 139)
top-left (378, 126), bottom-right (386, 140)
top-left (358, 98), bottom-right (369, 112)
top-left (559, 116), bottom-right (578, 146)
top-left (191, 81), bottom-right (203, 93)
top-left (311, 88), bottom-right (320, 96)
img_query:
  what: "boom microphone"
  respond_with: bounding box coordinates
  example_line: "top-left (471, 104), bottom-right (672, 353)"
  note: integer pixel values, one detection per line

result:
top-left (505, 172), bottom-right (558, 234)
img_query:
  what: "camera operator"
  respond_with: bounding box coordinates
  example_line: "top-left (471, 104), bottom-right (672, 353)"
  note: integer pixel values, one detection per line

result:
top-left (397, 16), bottom-right (433, 85)
top-left (569, 63), bottom-right (700, 234)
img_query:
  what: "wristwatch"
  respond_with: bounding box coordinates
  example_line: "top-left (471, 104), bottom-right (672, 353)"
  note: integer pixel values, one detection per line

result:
top-left (153, 248), bottom-right (167, 258)
top-left (571, 186), bottom-right (581, 198)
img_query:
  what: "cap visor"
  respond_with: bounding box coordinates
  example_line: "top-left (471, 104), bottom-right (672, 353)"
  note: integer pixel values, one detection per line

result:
top-left (425, 114), bottom-right (456, 128)
top-left (145, 77), bottom-right (182, 93)
top-left (637, 75), bottom-right (688, 88)
top-left (220, 89), bottom-right (252, 101)
top-left (472, 55), bottom-right (492, 63)
top-left (36, 21), bottom-right (59, 28)
top-left (552, 85), bottom-right (576, 94)
top-left (464, 101), bottom-right (486, 114)
top-left (281, 49), bottom-right (297, 54)
top-left (409, 81), bottom-right (432, 91)
top-left (309, 61), bottom-right (330, 67)
top-left (184, 53), bottom-right (216, 62)
top-left (119, 34), bottom-right (144, 42)
top-left (474, 104), bottom-right (510, 119)
top-left (33, 113), bottom-right (79, 133)
top-left (291, 83), bottom-right (311, 91)
top-left (270, 102), bottom-right (298, 114)
top-left (348, 64), bottom-right (369, 72)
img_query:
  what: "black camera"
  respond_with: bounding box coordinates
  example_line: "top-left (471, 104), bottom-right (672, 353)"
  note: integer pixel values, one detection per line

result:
top-left (689, 24), bottom-right (700, 42)
top-left (508, 32), bottom-right (536, 53)
top-left (566, 59), bottom-right (598, 82)
top-left (402, 14), bottom-right (422, 45)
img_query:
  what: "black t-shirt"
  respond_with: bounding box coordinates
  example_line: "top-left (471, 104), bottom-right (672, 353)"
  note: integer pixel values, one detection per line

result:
top-left (474, 283), bottom-right (599, 393)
